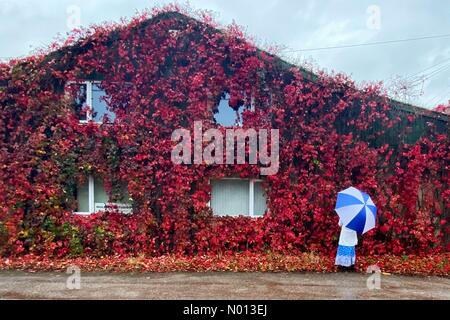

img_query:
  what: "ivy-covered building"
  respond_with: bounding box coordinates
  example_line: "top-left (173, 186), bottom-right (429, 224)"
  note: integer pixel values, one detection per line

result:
top-left (0, 10), bottom-right (448, 257)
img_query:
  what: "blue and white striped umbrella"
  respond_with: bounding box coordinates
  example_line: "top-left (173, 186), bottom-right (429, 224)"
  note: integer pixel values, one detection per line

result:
top-left (335, 187), bottom-right (377, 234)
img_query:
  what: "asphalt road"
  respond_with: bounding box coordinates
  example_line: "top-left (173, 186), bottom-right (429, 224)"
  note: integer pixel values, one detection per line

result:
top-left (0, 271), bottom-right (449, 300)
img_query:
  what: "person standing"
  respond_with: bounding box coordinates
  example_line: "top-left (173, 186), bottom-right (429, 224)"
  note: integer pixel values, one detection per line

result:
top-left (335, 218), bottom-right (358, 270)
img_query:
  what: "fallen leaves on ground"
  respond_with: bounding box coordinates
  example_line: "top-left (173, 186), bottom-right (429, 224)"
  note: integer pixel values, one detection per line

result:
top-left (0, 252), bottom-right (449, 276)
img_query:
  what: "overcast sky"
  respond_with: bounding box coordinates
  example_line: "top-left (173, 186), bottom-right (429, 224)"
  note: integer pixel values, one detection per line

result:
top-left (1, 0), bottom-right (449, 109)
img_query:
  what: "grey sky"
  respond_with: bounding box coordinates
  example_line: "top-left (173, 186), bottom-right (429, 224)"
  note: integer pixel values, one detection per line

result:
top-left (1, 0), bottom-right (449, 109)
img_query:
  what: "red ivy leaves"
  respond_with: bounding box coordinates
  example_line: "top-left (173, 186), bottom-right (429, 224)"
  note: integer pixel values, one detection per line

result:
top-left (0, 5), bottom-right (448, 260)
top-left (1, 253), bottom-right (450, 276)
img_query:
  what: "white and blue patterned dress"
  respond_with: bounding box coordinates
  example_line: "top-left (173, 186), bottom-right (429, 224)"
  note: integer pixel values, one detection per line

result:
top-left (335, 220), bottom-right (358, 267)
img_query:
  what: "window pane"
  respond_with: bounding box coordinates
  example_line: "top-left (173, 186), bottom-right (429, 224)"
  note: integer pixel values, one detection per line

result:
top-left (253, 181), bottom-right (267, 216)
top-left (94, 178), bottom-right (109, 204)
top-left (214, 93), bottom-right (244, 127)
top-left (211, 179), bottom-right (249, 216)
top-left (76, 179), bottom-right (89, 212)
top-left (92, 84), bottom-right (115, 122)
top-left (76, 177), bottom-right (131, 213)
top-left (116, 187), bottom-right (131, 204)
top-left (107, 182), bottom-right (131, 204)
top-left (110, 184), bottom-right (133, 214)
top-left (72, 83), bottom-right (87, 121)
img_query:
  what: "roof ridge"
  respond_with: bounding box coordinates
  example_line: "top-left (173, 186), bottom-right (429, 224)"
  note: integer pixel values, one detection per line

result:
top-left (44, 10), bottom-right (449, 122)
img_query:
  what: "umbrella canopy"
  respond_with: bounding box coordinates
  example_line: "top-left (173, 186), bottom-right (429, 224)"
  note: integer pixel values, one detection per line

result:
top-left (335, 187), bottom-right (377, 234)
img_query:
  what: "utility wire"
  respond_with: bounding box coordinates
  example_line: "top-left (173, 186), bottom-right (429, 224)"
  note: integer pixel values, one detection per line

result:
top-left (426, 87), bottom-right (450, 107)
top-left (408, 62), bottom-right (450, 85)
top-left (283, 33), bottom-right (450, 53)
top-left (404, 57), bottom-right (450, 80)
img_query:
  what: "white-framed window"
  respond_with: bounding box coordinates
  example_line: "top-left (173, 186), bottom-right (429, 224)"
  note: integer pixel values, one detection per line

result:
top-left (67, 81), bottom-right (115, 123)
top-left (75, 175), bottom-right (132, 215)
top-left (213, 92), bottom-right (254, 127)
top-left (210, 178), bottom-right (267, 217)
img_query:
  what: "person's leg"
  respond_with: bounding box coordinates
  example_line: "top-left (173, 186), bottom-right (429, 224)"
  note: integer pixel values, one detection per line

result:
top-left (346, 265), bottom-right (356, 272)
top-left (350, 246), bottom-right (356, 271)
top-left (337, 266), bottom-right (351, 272)
top-left (335, 245), bottom-right (354, 270)
top-left (340, 246), bottom-right (356, 272)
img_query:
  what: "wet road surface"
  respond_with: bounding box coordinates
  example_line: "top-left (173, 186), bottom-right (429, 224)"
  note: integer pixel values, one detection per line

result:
top-left (0, 271), bottom-right (449, 299)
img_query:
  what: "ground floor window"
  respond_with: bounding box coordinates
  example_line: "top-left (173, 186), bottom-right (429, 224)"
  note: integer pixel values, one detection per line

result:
top-left (210, 178), bottom-right (267, 217)
top-left (75, 176), bottom-right (132, 215)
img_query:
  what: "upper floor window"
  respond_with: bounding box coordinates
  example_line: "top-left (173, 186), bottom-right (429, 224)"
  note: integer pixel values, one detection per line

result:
top-left (213, 92), bottom-right (254, 127)
top-left (69, 81), bottom-right (115, 123)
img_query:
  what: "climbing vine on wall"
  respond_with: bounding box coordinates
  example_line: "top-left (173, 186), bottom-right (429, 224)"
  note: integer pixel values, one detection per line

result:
top-left (0, 4), bottom-right (448, 258)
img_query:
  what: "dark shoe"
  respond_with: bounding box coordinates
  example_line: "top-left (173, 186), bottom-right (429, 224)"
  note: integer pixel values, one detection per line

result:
top-left (336, 266), bottom-right (349, 272)
top-left (336, 265), bottom-right (355, 272)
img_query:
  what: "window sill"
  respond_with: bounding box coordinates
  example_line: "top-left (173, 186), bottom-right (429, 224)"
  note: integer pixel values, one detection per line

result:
top-left (73, 203), bottom-right (132, 216)
top-left (78, 120), bottom-right (110, 125)
top-left (212, 214), bottom-right (265, 219)
top-left (73, 211), bottom-right (93, 216)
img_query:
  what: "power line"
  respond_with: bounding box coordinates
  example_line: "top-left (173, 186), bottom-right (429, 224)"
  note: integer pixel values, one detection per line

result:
top-left (408, 62), bottom-right (450, 85)
top-left (405, 57), bottom-right (450, 80)
top-left (283, 33), bottom-right (450, 53)
top-left (426, 87), bottom-right (450, 107)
